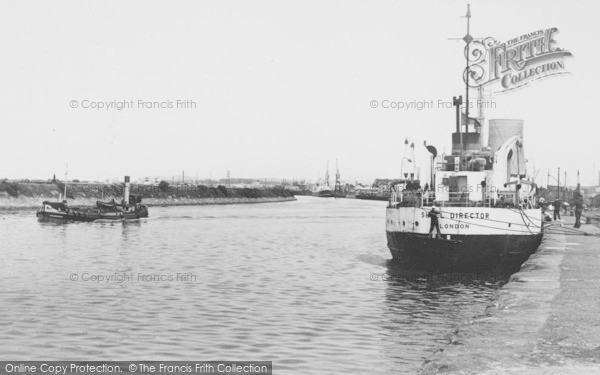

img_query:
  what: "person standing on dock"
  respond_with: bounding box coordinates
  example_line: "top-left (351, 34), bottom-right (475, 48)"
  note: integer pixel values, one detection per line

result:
top-left (574, 193), bottom-right (583, 228)
top-left (553, 198), bottom-right (562, 220)
top-left (428, 206), bottom-right (441, 238)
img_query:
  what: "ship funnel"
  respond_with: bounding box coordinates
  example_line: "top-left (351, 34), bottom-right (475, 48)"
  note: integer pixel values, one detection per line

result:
top-left (123, 176), bottom-right (130, 205)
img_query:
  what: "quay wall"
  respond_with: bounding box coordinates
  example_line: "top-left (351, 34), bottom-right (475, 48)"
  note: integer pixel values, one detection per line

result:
top-left (420, 216), bottom-right (600, 374)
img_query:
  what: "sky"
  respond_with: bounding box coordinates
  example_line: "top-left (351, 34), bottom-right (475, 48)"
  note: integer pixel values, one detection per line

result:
top-left (1, 0), bottom-right (599, 185)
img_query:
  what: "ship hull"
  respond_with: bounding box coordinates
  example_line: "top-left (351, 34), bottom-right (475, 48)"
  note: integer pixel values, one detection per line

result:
top-left (316, 190), bottom-right (333, 197)
top-left (356, 194), bottom-right (389, 201)
top-left (386, 231), bottom-right (543, 272)
top-left (386, 206), bottom-right (543, 272)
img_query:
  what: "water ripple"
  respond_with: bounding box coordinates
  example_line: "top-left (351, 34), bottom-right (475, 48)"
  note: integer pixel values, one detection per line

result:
top-left (0, 196), bottom-right (501, 373)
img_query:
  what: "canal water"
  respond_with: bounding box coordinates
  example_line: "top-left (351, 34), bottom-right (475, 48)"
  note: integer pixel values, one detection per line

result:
top-left (1, 196), bottom-right (504, 374)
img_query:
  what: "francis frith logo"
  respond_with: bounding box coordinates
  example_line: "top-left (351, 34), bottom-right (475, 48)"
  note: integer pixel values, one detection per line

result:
top-left (466, 28), bottom-right (572, 92)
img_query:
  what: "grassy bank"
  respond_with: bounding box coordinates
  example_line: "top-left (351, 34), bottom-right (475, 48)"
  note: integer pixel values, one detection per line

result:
top-left (0, 180), bottom-right (295, 210)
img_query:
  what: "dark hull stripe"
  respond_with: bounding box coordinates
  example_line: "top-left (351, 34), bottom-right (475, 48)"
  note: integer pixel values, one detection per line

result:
top-left (386, 231), bottom-right (543, 272)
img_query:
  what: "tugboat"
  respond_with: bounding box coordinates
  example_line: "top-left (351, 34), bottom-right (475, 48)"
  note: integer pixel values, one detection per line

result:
top-left (37, 176), bottom-right (148, 222)
top-left (386, 7), bottom-right (543, 271)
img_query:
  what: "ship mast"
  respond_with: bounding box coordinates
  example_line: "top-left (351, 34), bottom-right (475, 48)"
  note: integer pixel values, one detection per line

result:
top-left (451, 4), bottom-right (474, 153)
top-left (464, 4), bottom-right (471, 125)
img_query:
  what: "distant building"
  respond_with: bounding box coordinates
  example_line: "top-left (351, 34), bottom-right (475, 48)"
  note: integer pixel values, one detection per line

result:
top-left (372, 178), bottom-right (411, 195)
top-left (355, 185), bottom-right (377, 194)
top-left (580, 185), bottom-right (600, 198)
top-left (372, 179), bottom-right (395, 195)
top-left (343, 183), bottom-right (355, 194)
top-left (589, 194), bottom-right (600, 208)
top-left (540, 185), bottom-right (576, 202)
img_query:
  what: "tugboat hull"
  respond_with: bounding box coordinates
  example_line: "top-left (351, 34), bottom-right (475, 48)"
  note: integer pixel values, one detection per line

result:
top-left (36, 209), bottom-right (148, 222)
top-left (36, 206), bottom-right (148, 222)
top-left (36, 199), bottom-right (148, 222)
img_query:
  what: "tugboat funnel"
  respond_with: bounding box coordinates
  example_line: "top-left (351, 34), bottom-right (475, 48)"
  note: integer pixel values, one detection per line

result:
top-left (123, 176), bottom-right (130, 205)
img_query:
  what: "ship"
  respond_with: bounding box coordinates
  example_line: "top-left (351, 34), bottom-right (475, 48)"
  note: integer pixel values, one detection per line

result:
top-left (37, 176), bottom-right (148, 222)
top-left (312, 161), bottom-right (333, 197)
top-left (385, 6), bottom-right (543, 272)
top-left (313, 184), bottom-right (333, 198)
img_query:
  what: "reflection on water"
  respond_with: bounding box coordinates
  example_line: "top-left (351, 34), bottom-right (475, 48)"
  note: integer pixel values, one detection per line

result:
top-left (1, 197), bottom-right (505, 374)
top-left (380, 262), bottom-right (504, 373)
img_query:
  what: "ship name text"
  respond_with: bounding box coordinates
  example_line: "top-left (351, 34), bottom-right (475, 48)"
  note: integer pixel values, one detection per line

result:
top-left (420, 212), bottom-right (490, 220)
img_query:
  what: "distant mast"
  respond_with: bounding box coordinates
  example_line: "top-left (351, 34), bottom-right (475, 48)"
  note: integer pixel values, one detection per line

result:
top-left (335, 159), bottom-right (341, 193)
top-left (63, 162), bottom-right (68, 202)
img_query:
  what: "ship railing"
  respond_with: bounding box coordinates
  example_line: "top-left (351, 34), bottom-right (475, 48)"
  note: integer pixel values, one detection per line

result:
top-left (478, 190), bottom-right (538, 209)
top-left (391, 191), bottom-right (484, 207)
top-left (435, 192), bottom-right (476, 207)
top-left (520, 188), bottom-right (537, 209)
top-left (400, 190), bottom-right (423, 207)
top-left (422, 191), bottom-right (435, 206)
top-left (493, 191), bottom-right (520, 207)
top-left (390, 189), bottom-right (537, 209)
top-left (426, 192), bottom-right (496, 208)
top-left (390, 190), bottom-right (424, 207)
top-left (389, 191), bottom-right (432, 206)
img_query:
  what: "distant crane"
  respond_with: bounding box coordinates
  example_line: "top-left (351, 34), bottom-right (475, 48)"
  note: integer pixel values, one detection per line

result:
top-left (62, 162), bottom-right (68, 202)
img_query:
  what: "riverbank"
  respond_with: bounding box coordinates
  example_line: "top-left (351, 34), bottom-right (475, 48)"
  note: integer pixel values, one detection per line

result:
top-left (0, 196), bottom-right (297, 210)
top-left (420, 216), bottom-right (600, 374)
top-left (0, 181), bottom-right (296, 210)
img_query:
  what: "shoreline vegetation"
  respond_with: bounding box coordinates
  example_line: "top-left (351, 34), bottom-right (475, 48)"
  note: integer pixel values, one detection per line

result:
top-left (0, 180), bottom-right (296, 210)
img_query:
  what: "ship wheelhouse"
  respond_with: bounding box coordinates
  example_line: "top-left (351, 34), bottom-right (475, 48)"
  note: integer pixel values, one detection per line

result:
top-left (390, 118), bottom-right (538, 210)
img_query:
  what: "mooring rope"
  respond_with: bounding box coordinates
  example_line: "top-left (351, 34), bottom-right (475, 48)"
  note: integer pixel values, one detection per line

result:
top-left (413, 207), bottom-right (540, 235)
top-left (391, 205), bottom-right (600, 237)
top-left (415, 206), bottom-right (540, 229)
top-left (543, 222), bottom-right (600, 237)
